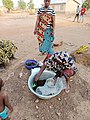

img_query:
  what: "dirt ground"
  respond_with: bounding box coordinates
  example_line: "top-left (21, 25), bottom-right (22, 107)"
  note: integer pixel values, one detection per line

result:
top-left (0, 12), bottom-right (90, 120)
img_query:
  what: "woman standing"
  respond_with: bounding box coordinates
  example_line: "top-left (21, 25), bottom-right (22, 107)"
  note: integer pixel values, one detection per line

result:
top-left (34, 0), bottom-right (55, 55)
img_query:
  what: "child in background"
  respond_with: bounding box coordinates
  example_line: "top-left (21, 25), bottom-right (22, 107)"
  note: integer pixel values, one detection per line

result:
top-left (80, 6), bottom-right (86, 23)
top-left (73, 5), bottom-right (80, 22)
top-left (0, 78), bottom-right (13, 120)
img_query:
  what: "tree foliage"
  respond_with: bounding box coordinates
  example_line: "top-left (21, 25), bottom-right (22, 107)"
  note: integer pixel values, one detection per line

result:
top-left (27, 0), bottom-right (34, 9)
top-left (83, 0), bottom-right (90, 10)
top-left (18, 0), bottom-right (26, 10)
top-left (2, 0), bottom-right (13, 12)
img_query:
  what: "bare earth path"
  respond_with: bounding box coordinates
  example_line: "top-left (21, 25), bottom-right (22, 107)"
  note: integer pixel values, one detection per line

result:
top-left (0, 13), bottom-right (90, 120)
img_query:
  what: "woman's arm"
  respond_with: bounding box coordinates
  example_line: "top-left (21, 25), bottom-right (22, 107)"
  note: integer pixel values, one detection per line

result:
top-left (52, 15), bottom-right (55, 35)
top-left (34, 64), bottom-right (46, 81)
top-left (34, 15), bottom-right (40, 35)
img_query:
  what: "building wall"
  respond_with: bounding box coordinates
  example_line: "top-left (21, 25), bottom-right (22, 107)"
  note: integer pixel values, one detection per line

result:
top-left (50, 0), bottom-right (80, 13)
top-left (66, 0), bottom-right (78, 13)
top-left (50, 3), bottom-right (66, 12)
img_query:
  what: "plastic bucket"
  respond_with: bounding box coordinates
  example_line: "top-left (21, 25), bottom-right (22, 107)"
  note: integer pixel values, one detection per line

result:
top-left (28, 68), bottom-right (64, 99)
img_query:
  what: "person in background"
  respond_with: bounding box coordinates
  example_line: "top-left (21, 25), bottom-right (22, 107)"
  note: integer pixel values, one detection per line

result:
top-left (34, 0), bottom-right (55, 55)
top-left (0, 78), bottom-right (13, 120)
top-left (79, 6), bottom-right (86, 23)
top-left (73, 5), bottom-right (80, 22)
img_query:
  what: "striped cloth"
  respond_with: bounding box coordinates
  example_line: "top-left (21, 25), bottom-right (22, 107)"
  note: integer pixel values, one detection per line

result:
top-left (37, 6), bottom-right (55, 28)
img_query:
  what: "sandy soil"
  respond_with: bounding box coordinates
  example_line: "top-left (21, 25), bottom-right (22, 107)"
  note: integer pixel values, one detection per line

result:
top-left (0, 12), bottom-right (90, 120)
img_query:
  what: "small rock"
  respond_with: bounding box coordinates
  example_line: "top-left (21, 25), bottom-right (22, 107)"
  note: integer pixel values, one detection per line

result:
top-left (74, 108), bottom-right (76, 111)
top-left (58, 97), bottom-right (61, 101)
top-left (19, 72), bottom-right (23, 78)
top-left (49, 106), bottom-right (52, 109)
top-left (36, 115), bottom-right (39, 118)
top-left (70, 79), bottom-right (73, 81)
top-left (35, 99), bottom-right (39, 103)
top-left (35, 105), bottom-right (39, 109)
top-left (21, 61), bottom-right (24, 63)
top-left (25, 72), bottom-right (28, 75)
top-left (22, 85), bottom-right (26, 89)
top-left (55, 111), bottom-right (61, 117)
top-left (65, 89), bottom-right (70, 93)
top-left (64, 98), bottom-right (67, 100)
top-left (41, 117), bottom-right (44, 120)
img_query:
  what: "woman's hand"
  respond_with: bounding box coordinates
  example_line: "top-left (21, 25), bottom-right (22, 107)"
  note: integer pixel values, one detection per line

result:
top-left (34, 74), bottom-right (40, 82)
top-left (34, 16), bottom-right (40, 35)
top-left (34, 29), bottom-right (37, 35)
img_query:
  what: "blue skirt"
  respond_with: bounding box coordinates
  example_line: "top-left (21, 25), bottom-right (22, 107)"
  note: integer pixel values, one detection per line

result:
top-left (39, 28), bottom-right (54, 54)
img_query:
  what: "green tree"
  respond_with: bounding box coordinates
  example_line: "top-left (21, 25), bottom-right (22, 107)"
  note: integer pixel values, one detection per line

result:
top-left (2, 0), bottom-right (13, 13)
top-left (27, 0), bottom-right (34, 9)
top-left (83, 0), bottom-right (90, 10)
top-left (18, 0), bottom-right (26, 10)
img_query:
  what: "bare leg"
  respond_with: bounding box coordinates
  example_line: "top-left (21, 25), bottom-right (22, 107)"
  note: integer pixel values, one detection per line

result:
top-left (53, 41), bottom-right (63, 47)
top-left (77, 15), bottom-right (79, 22)
top-left (64, 80), bottom-right (70, 93)
top-left (82, 15), bottom-right (84, 23)
top-left (73, 15), bottom-right (76, 22)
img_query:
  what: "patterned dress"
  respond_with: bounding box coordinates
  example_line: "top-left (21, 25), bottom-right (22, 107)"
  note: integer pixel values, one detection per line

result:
top-left (37, 7), bottom-right (55, 54)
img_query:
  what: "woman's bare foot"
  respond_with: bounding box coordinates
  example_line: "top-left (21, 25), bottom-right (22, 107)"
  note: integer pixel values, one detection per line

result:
top-left (60, 41), bottom-right (63, 46)
top-left (38, 52), bottom-right (46, 56)
top-left (53, 41), bottom-right (63, 47)
top-left (64, 83), bottom-right (71, 93)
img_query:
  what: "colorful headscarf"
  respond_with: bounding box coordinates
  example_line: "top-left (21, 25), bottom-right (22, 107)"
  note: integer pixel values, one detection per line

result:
top-left (45, 51), bottom-right (77, 73)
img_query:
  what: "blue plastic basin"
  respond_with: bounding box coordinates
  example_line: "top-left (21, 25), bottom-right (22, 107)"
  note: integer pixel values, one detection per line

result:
top-left (25, 59), bottom-right (38, 70)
